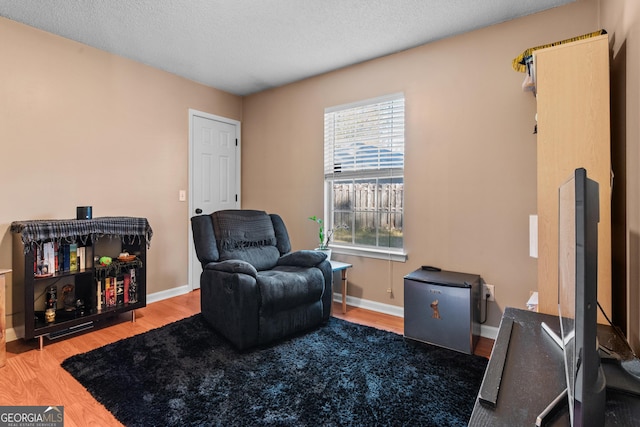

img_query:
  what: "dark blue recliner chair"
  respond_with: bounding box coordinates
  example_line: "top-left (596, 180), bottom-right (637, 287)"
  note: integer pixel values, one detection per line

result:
top-left (191, 210), bottom-right (332, 350)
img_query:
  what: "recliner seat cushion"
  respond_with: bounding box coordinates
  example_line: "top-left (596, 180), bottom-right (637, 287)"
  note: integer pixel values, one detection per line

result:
top-left (219, 246), bottom-right (280, 271)
top-left (257, 266), bottom-right (325, 315)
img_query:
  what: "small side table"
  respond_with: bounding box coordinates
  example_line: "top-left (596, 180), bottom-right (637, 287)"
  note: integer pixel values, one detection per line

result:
top-left (0, 269), bottom-right (10, 368)
top-left (330, 261), bottom-right (352, 314)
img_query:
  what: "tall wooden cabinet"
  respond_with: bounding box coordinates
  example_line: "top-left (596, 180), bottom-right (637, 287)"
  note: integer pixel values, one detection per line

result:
top-left (535, 34), bottom-right (612, 316)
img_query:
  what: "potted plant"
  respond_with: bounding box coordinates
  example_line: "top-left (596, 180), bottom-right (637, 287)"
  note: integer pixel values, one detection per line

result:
top-left (308, 215), bottom-right (333, 260)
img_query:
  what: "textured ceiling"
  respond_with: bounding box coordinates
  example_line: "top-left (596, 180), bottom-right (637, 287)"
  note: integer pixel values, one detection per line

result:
top-left (0, 0), bottom-right (574, 95)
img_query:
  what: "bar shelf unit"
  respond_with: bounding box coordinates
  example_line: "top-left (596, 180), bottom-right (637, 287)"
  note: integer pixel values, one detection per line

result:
top-left (11, 217), bottom-right (152, 349)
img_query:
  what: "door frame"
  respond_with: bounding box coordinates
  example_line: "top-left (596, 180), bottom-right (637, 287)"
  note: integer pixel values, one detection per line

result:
top-left (188, 109), bottom-right (242, 290)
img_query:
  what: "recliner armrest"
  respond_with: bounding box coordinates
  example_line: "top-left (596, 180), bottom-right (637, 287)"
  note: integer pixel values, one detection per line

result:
top-left (204, 260), bottom-right (258, 278)
top-left (277, 250), bottom-right (327, 268)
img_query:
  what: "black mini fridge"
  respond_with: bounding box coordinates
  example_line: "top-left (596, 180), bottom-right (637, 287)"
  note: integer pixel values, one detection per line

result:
top-left (404, 268), bottom-right (481, 354)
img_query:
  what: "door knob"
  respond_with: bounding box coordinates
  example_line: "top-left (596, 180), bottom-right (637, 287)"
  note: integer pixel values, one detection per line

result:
top-left (195, 208), bottom-right (203, 214)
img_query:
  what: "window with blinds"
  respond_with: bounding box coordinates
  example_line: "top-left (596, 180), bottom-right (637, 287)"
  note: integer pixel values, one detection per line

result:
top-left (324, 93), bottom-right (405, 254)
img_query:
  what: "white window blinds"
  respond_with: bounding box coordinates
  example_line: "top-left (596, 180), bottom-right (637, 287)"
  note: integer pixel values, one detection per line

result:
top-left (324, 93), bottom-right (405, 178)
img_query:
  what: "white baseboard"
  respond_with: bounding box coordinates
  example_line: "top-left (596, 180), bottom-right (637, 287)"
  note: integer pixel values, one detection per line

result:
top-left (6, 287), bottom-right (498, 344)
top-left (5, 327), bottom-right (20, 343)
top-left (146, 284), bottom-right (192, 304)
top-left (480, 324), bottom-right (499, 340)
top-left (333, 292), bottom-right (499, 340)
top-left (333, 292), bottom-right (404, 317)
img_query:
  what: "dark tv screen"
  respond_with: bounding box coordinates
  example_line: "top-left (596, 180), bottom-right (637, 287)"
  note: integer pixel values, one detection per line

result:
top-left (558, 167), bottom-right (606, 427)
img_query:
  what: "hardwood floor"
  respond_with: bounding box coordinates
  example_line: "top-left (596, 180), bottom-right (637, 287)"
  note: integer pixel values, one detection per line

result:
top-left (1, 290), bottom-right (493, 426)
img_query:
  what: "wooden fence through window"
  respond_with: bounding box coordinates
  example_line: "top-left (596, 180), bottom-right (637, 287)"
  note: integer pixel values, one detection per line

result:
top-left (332, 182), bottom-right (404, 230)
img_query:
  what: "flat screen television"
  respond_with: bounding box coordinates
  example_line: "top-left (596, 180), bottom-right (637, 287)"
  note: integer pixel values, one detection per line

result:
top-left (557, 167), bottom-right (606, 426)
top-left (538, 168), bottom-right (640, 426)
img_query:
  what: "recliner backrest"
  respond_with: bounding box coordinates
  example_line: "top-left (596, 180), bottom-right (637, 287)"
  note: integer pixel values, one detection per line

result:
top-left (191, 210), bottom-right (292, 271)
top-left (191, 214), bottom-right (219, 266)
top-left (269, 213), bottom-right (291, 255)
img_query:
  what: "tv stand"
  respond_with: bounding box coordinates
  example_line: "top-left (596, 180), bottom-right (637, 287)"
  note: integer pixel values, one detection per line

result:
top-left (536, 388), bottom-right (568, 427)
top-left (600, 355), bottom-right (640, 396)
top-left (536, 322), bottom-right (569, 427)
top-left (469, 307), bottom-right (640, 426)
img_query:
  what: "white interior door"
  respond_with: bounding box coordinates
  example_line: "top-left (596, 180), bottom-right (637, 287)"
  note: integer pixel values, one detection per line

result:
top-left (189, 110), bottom-right (240, 290)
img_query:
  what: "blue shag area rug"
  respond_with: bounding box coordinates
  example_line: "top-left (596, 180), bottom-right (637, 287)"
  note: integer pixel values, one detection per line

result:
top-left (62, 315), bottom-right (487, 426)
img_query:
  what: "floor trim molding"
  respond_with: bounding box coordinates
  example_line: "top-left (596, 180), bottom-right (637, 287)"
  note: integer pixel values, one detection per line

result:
top-left (333, 292), bottom-right (499, 340)
top-left (7, 288), bottom-right (498, 343)
top-left (333, 292), bottom-right (404, 317)
top-left (146, 284), bottom-right (192, 304)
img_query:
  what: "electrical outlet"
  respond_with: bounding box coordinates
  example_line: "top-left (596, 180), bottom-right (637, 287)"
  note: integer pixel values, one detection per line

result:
top-left (484, 284), bottom-right (495, 302)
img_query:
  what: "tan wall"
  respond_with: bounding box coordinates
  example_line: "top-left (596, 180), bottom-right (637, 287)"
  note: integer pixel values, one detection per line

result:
top-left (0, 17), bottom-right (243, 331)
top-left (0, 1), bottom-right (618, 335)
top-left (600, 0), bottom-right (640, 350)
top-left (242, 1), bottom-right (599, 328)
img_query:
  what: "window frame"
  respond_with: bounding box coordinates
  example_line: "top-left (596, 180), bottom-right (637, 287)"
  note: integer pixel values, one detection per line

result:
top-left (323, 93), bottom-right (407, 262)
